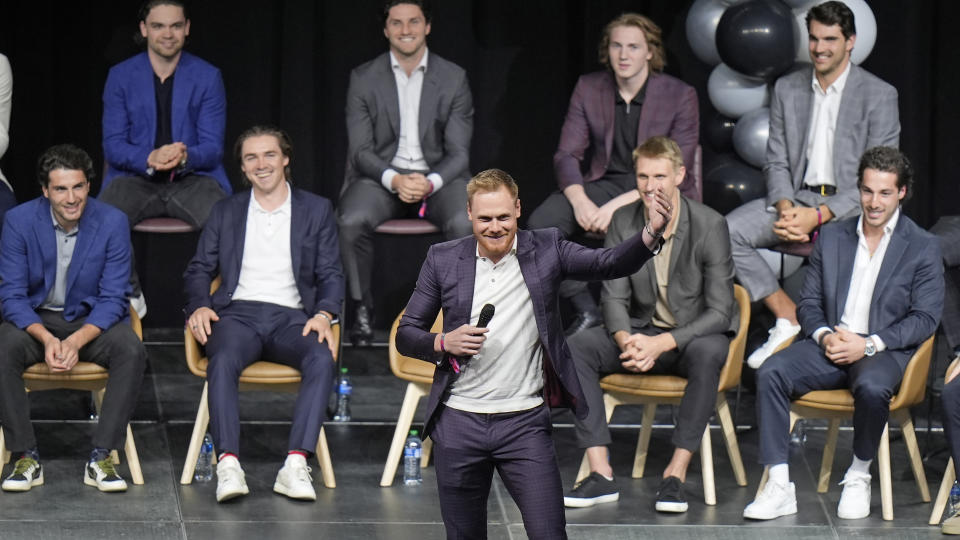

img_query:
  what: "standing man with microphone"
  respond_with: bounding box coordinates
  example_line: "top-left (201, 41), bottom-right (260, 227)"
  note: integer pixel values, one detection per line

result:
top-left (397, 168), bottom-right (670, 539)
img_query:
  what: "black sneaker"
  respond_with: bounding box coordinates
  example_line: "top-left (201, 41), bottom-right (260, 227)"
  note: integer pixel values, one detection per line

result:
top-left (655, 476), bottom-right (688, 513)
top-left (2, 457), bottom-right (43, 492)
top-left (563, 472), bottom-right (619, 508)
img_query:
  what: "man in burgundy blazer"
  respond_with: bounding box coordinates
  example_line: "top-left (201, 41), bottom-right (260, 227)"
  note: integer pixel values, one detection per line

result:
top-left (527, 13), bottom-right (699, 336)
top-left (396, 168), bottom-right (670, 539)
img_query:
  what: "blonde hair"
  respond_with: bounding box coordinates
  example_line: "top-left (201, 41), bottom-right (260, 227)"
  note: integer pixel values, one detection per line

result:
top-left (632, 136), bottom-right (684, 172)
top-left (598, 13), bottom-right (665, 72)
top-left (467, 168), bottom-right (519, 205)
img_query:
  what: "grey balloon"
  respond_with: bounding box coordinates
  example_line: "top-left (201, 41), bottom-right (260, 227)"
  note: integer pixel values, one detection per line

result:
top-left (686, 0), bottom-right (726, 65)
top-left (707, 63), bottom-right (770, 118)
top-left (733, 107), bottom-right (770, 168)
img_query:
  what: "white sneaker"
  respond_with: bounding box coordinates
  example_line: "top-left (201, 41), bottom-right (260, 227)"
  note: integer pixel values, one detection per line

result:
top-left (2, 457), bottom-right (43, 492)
top-left (273, 453), bottom-right (316, 501)
top-left (130, 292), bottom-right (147, 320)
top-left (837, 470), bottom-right (871, 519)
top-left (743, 480), bottom-right (797, 520)
top-left (747, 319), bottom-right (801, 369)
top-left (216, 456), bottom-right (249, 502)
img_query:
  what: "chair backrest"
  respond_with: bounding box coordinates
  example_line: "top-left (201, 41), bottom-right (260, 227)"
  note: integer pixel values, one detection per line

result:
top-left (717, 284), bottom-right (750, 392)
top-left (388, 309), bottom-right (442, 381)
top-left (890, 334), bottom-right (936, 410)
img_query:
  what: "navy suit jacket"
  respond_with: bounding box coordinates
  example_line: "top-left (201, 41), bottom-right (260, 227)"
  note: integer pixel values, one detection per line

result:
top-left (183, 188), bottom-right (344, 318)
top-left (797, 213), bottom-right (943, 369)
top-left (0, 197), bottom-right (132, 330)
top-left (102, 51), bottom-right (231, 194)
top-left (396, 227), bottom-right (655, 436)
top-left (553, 71), bottom-right (700, 200)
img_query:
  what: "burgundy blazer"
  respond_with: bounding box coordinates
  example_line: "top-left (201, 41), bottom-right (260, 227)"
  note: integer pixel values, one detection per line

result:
top-left (396, 227), bottom-right (655, 437)
top-left (554, 71), bottom-right (700, 200)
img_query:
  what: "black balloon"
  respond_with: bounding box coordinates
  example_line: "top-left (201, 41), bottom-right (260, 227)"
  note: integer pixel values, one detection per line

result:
top-left (702, 153), bottom-right (766, 215)
top-left (704, 112), bottom-right (737, 153)
top-left (716, 0), bottom-right (795, 81)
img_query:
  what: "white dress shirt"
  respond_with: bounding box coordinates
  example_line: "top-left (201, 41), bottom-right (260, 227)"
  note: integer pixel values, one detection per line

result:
top-left (380, 49), bottom-right (443, 195)
top-left (814, 208), bottom-right (900, 352)
top-left (802, 62), bottom-right (851, 188)
top-left (445, 236), bottom-right (545, 414)
top-left (232, 184), bottom-right (303, 310)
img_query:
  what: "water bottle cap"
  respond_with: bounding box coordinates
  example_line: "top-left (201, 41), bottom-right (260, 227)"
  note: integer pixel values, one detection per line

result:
top-left (340, 367), bottom-right (348, 374)
top-left (409, 429), bottom-right (418, 436)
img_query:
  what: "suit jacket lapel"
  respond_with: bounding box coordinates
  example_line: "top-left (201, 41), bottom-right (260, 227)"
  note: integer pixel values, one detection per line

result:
top-left (636, 73), bottom-right (660, 141)
top-left (793, 78), bottom-right (813, 187)
top-left (602, 73), bottom-right (616, 164)
top-left (516, 230), bottom-right (547, 332)
top-left (138, 54), bottom-right (158, 147)
top-left (833, 65), bottom-right (861, 182)
top-left (419, 62), bottom-right (438, 143)
top-left (456, 238), bottom-right (477, 326)
top-left (34, 201), bottom-right (57, 296)
top-left (380, 55), bottom-right (401, 138)
top-left (230, 192), bottom-right (250, 277)
top-left (834, 220), bottom-right (858, 323)
top-left (869, 216), bottom-right (908, 328)
top-left (665, 200), bottom-right (689, 297)
top-left (289, 189), bottom-right (302, 276)
top-left (170, 53), bottom-right (189, 142)
top-left (66, 207), bottom-right (101, 295)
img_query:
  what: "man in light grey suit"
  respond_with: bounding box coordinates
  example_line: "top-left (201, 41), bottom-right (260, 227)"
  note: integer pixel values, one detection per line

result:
top-left (339, 0), bottom-right (473, 346)
top-left (564, 136), bottom-right (736, 513)
top-left (744, 147), bottom-right (943, 521)
top-left (726, 1), bottom-right (900, 368)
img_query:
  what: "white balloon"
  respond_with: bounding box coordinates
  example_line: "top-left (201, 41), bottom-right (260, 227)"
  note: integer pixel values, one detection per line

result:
top-left (686, 0), bottom-right (727, 66)
top-left (783, 0), bottom-right (817, 8)
top-left (733, 107), bottom-right (771, 168)
top-left (708, 63), bottom-right (771, 119)
top-left (792, 0), bottom-right (877, 64)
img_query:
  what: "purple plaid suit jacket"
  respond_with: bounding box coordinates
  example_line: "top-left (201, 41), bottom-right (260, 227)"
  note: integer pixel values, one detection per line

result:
top-left (396, 227), bottom-right (655, 437)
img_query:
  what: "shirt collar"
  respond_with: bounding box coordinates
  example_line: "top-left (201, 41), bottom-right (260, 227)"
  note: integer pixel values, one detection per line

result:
top-left (856, 207), bottom-right (900, 239)
top-left (248, 182), bottom-right (293, 216)
top-left (811, 60), bottom-right (851, 96)
top-left (390, 48), bottom-right (429, 73)
top-left (475, 234), bottom-right (518, 261)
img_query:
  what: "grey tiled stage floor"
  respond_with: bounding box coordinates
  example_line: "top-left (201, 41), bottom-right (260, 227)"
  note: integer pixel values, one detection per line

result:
top-left (0, 335), bottom-right (952, 539)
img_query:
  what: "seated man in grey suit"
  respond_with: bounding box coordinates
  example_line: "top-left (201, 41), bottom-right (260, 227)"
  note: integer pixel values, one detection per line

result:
top-left (726, 1), bottom-right (900, 368)
top-left (564, 136), bottom-right (736, 512)
top-left (744, 147), bottom-right (943, 521)
top-left (931, 216), bottom-right (960, 367)
top-left (339, 0), bottom-right (473, 346)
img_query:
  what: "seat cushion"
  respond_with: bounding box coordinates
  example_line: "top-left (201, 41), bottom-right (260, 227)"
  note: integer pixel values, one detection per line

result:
top-left (599, 373), bottom-right (688, 397)
top-left (193, 359), bottom-right (304, 384)
top-left (793, 390), bottom-right (854, 412)
top-left (375, 219), bottom-right (440, 235)
top-left (133, 217), bottom-right (196, 234)
top-left (23, 362), bottom-right (108, 382)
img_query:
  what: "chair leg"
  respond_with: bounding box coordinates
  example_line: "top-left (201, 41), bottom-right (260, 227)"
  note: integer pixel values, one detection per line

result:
top-left (817, 418), bottom-right (841, 493)
top-left (700, 425), bottom-right (716, 505)
top-left (577, 392), bottom-right (621, 483)
top-left (315, 426), bottom-right (336, 489)
top-left (380, 382), bottom-right (426, 487)
top-left (893, 408), bottom-right (931, 501)
top-left (421, 436), bottom-right (433, 468)
top-left (716, 395), bottom-right (747, 486)
top-left (878, 422), bottom-right (893, 521)
top-left (632, 404), bottom-right (657, 478)
top-left (180, 382), bottom-right (211, 485)
top-left (930, 458), bottom-right (956, 525)
top-left (757, 412), bottom-right (801, 498)
top-left (576, 451), bottom-right (592, 483)
top-left (0, 427), bottom-right (9, 465)
top-left (124, 424), bottom-right (144, 485)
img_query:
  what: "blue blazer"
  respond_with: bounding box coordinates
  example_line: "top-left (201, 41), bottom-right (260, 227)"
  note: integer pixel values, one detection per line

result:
top-left (396, 227), bottom-right (655, 436)
top-left (0, 197), bottom-right (132, 330)
top-left (101, 51), bottom-right (231, 194)
top-left (183, 188), bottom-right (345, 318)
top-left (797, 213), bottom-right (944, 369)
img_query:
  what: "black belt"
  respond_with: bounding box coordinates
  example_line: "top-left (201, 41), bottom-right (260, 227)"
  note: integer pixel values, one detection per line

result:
top-left (802, 184), bottom-right (837, 196)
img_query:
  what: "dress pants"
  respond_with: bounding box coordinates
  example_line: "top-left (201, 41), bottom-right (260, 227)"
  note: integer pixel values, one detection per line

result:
top-left (337, 176), bottom-right (471, 306)
top-left (756, 338), bottom-right (903, 465)
top-left (0, 312), bottom-right (146, 452)
top-left (204, 301), bottom-right (334, 456)
top-left (941, 376), bottom-right (960, 479)
top-left (568, 324), bottom-right (728, 451)
top-left (526, 174), bottom-right (635, 304)
top-left (98, 174), bottom-right (226, 230)
top-left (432, 404), bottom-right (566, 540)
top-left (931, 216), bottom-right (960, 353)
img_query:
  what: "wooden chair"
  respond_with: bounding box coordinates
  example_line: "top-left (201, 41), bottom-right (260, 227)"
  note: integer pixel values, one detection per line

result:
top-left (928, 357), bottom-right (960, 525)
top-left (180, 278), bottom-right (339, 488)
top-left (574, 284), bottom-right (751, 505)
top-left (0, 306), bottom-right (145, 485)
top-left (757, 335), bottom-right (936, 521)
top-left (380, 309), bottom-right (440, 486)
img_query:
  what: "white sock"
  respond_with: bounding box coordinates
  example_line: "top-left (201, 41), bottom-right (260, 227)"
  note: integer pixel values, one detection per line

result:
top-left (769, 463), bottom-right (789, 486)
top-left (847, 455), bottom-right (872, 476)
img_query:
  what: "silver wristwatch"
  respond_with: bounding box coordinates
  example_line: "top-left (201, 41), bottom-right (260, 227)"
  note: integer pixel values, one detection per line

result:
top-left (864, 336), bottom-right (877, 357)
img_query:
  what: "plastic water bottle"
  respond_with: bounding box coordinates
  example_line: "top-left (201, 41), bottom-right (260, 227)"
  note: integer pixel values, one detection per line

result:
top-left (333, 367), bottom-right (352, 422)
top-left (948, 481), bottom-right (960, 518)
top-left (790, 419), bottom-right (807, 446)
top-left (195, 433), bottom-right (214, 482)
top-left (403, 429), bottom-right (423, 485)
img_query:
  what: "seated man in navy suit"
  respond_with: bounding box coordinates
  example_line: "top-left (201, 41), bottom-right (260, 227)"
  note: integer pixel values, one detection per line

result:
top-left (0, 144), bottom-right (147, 493)
top-left (744, 147), bottom-right (943, 521)
top-left (183, 126), bottom-right (344, 503)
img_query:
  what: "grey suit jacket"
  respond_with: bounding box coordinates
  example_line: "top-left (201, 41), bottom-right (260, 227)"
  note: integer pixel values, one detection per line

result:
top-left (343, 51), bottom-right (473, 192)
top-left (764, 63), bottom-right (900, 220)
top-left (602, 196), bottom-right (737, 349)
top-left (797, 213), bottom-right (943, 370)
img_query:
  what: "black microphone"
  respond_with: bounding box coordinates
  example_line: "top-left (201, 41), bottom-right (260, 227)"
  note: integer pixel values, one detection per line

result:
top-left (477, 303), bottom-right (495, 329)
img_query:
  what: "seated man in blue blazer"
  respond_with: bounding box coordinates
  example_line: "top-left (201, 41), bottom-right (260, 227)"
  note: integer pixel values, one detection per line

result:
top-left (744, 147), bottom-right (943, 521)
top-left (183, 126), bottom-right (344, 503)
top-left (0, 144), bottom-right (146, 493)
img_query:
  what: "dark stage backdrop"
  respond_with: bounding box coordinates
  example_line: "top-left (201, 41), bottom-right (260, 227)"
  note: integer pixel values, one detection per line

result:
top-left (0, 0), bottom-right (957, 227)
